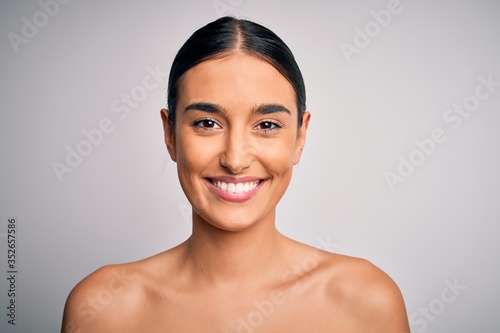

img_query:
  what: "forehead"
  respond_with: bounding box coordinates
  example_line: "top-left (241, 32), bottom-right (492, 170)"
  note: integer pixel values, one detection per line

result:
top-left (177, 53), bottom-right (297, 113)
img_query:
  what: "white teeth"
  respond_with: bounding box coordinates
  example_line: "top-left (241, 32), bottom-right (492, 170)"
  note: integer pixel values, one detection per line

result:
top-left (220, 181), bottom-right (227, 191)
top-left (212, 180), bottom-right (260, 193)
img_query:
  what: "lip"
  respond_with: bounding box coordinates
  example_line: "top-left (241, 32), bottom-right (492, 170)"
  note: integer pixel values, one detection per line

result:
top-left (204, 176), bottom-right (266, 203)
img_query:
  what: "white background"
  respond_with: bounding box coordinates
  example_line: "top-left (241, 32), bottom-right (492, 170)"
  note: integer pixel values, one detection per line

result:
top-left (1, 0), bottom-right (499, 332)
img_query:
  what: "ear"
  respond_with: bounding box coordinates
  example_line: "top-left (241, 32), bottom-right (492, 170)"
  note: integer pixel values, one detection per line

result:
top-left (160, 108), bottom-right (177, 162)
top-left (293, 111), bottom-right (311, 165)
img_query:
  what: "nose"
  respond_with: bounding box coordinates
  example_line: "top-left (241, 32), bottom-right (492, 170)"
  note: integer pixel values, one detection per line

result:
top-left (219, 128), bottom-right (254, 174)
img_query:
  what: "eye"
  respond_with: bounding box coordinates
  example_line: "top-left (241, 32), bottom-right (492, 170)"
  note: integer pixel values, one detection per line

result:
top-left (192, 118), bottom-right (221, 130)
top-left (255, 120), bottom-right (283, 132)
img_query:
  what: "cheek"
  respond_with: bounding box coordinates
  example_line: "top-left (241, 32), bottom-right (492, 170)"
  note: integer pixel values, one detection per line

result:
top-left (177, 148), bottom-right (198, 169)
top-left (176, 133), bottom-right (217, 175)
top-left (175, 139), bottom-right (207, 204)
top-left (259, 135), bottom-right (297, 172)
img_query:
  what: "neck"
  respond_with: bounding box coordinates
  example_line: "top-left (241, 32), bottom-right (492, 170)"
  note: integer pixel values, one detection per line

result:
top-left (182, 210), bottom-right (287, 289)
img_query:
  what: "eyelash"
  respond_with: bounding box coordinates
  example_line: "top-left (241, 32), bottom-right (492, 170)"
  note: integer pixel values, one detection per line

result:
top-left (191, 117), bottom-right (221, 131)
top-left (255, 119), bottom-right (284, 132)
top-left (191, 118), bottom-right (284, 132)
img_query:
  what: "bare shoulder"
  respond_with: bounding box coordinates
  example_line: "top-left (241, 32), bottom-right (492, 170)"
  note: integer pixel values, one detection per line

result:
top-left (320, 252), bottom-right (410, 332)
top-left (61, 262), bottom-right (143, 333)
top-left (61, 249), bottom-right (176, 333)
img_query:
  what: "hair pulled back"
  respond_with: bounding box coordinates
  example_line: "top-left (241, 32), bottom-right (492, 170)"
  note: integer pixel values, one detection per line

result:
top-left (167, 16), bottom-right (306, 127)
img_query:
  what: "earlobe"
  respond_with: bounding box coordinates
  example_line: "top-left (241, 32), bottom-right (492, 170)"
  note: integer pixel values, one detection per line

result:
top-left (293, 111), bottom-right (311, 165)
top-left (160, 108), bottom-right (177, 162)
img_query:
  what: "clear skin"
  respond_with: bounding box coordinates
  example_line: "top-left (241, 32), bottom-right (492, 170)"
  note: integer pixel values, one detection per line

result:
top-left (61, 52), bottom-right (410, 332)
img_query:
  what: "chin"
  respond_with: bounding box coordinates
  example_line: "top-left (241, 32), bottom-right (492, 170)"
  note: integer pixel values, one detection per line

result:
top-left (195, 208), bottom-right (270, 232)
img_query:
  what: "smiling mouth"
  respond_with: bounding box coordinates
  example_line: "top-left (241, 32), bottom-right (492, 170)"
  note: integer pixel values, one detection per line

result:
top-left (207, 179), bottom-right (263, 194)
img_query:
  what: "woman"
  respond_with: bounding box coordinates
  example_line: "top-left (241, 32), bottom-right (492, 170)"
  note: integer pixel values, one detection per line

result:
top-left (62, 16), bottom-right (410, 332)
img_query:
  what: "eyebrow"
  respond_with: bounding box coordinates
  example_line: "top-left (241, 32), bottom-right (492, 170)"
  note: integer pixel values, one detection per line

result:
top-left (253, 104), bottom-right (291, 115)
top-left (184, 102), bottom-right (227, 114)
top-left (184, 102), bottom-right (291, 116)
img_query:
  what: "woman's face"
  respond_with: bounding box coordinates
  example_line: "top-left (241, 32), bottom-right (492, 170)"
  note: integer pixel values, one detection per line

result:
top-left (162, 52), bottom-right (310, 231)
